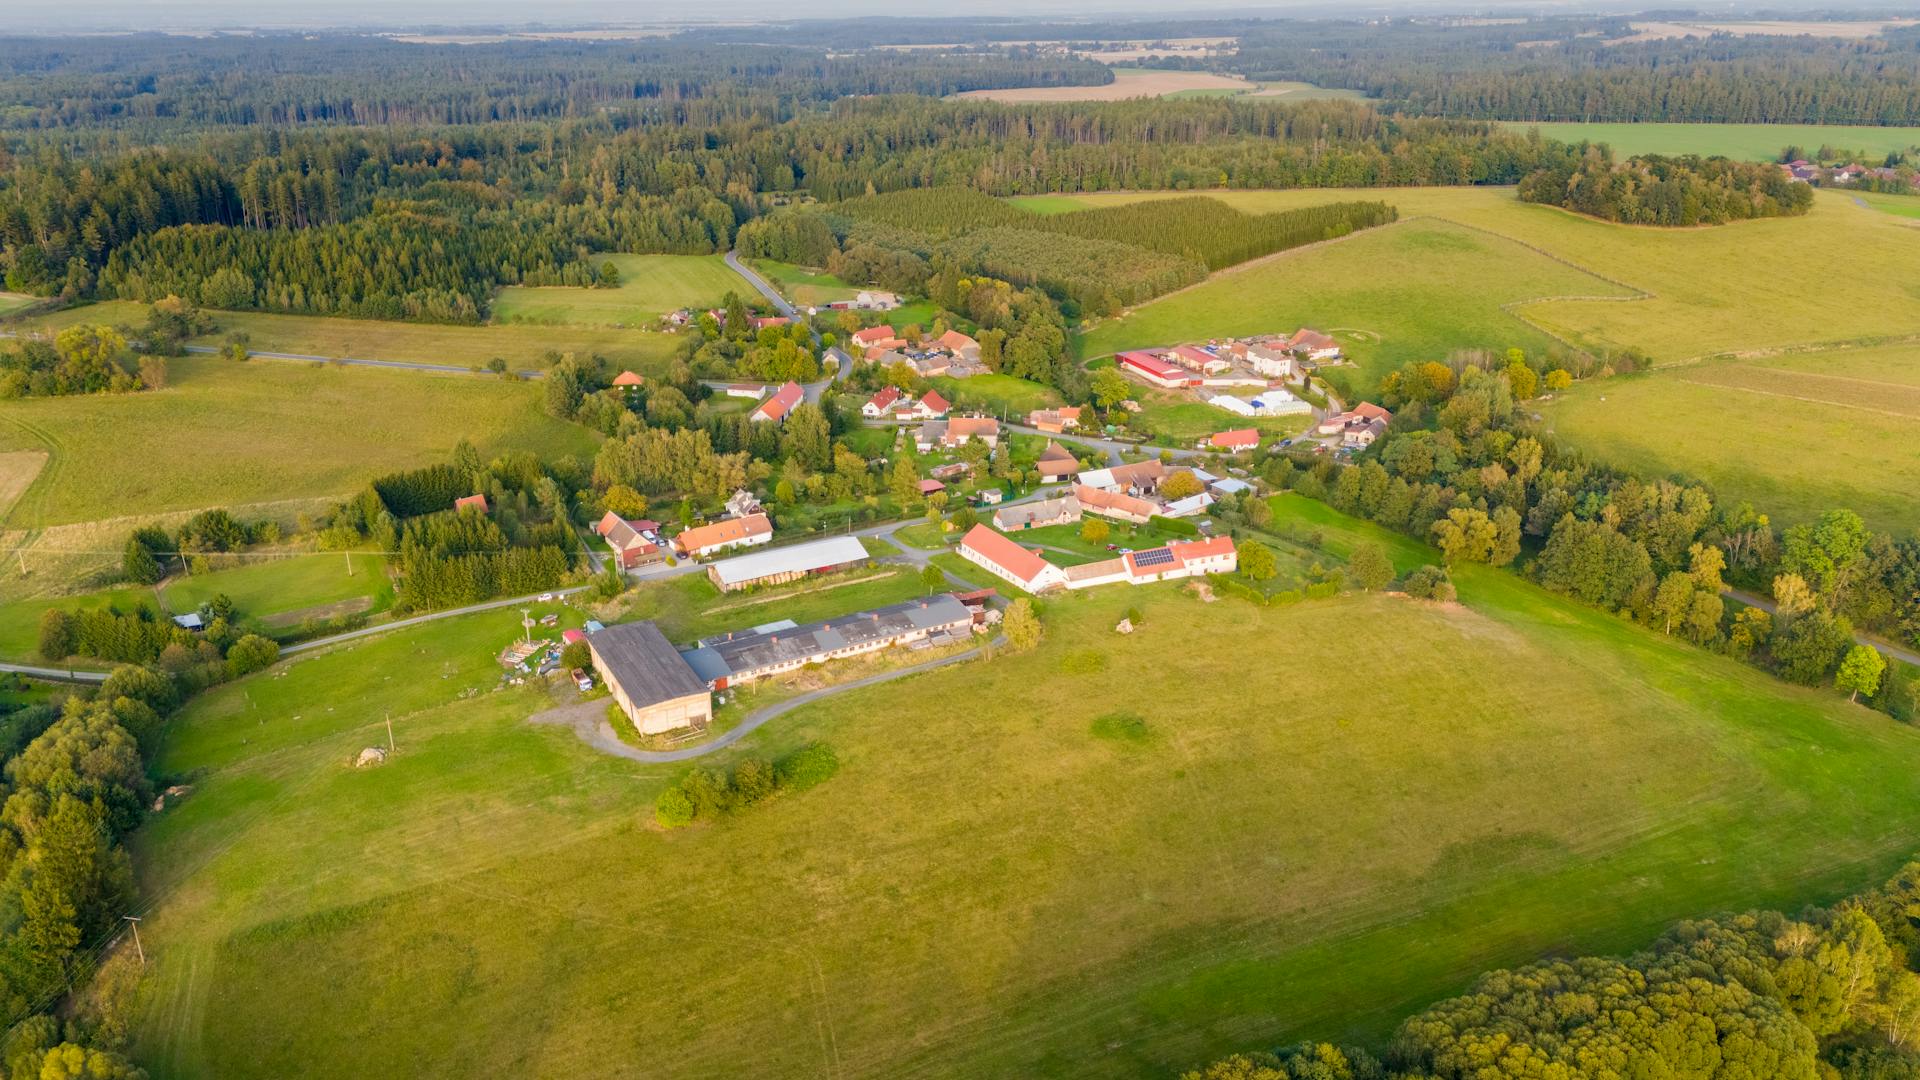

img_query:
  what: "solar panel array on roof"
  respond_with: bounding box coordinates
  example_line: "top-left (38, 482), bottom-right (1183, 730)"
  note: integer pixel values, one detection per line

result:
top-left (1131, 547), bottom-right (1177, 568)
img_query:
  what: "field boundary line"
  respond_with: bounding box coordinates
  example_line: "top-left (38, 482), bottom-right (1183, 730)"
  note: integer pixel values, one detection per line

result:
top-left (1674, 372), bottom-right (1920, 422)
top-left (1665, 331), bottom-right (1920, 369)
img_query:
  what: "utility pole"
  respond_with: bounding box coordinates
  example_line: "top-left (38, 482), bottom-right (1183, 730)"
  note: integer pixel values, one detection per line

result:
top-left (521, 609), bottom-right (534, 645)
top-left (123, 916), bottom-right (145, 965)
top-left (346, 548), bottom-right (354, 577)
top-left (385, 711), bottom-right (395, 753)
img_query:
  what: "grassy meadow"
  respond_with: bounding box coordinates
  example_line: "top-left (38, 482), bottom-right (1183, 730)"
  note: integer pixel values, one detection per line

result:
top-left (748, 259), bottom-right (860, 308)
top-left (120, 496), bottom-right (1920, 1078)
top-left (1857, 190), bottom-right (1920, 220)
top-left (1499, 121), bottom-right (1920, 161)
top-left (0, 357), bottom-right (597, 529)
top-left (16, 301), bottom-right (684, 375)
top-left (161, 553), bottom-right (395, 628)
top-left (491, 254), bottom-right (742, 327)
top-left (0, 292), bottom-right (41, 318)
top-left (1541, 342), bottom-right (1920, 533)
top-left (1078, 214), bottom-right (1636, 393)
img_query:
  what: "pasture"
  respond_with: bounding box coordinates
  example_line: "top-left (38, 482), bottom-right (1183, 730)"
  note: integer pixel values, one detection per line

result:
top-left (1858, 190), bottom-right (1920, 220)
top-left (1540, 342), bottom-right (1920, 533)
top-left (1500, 121), bottom-right (1920, 161)
top-left (0, 357), bottom-right (597, 529)
top-left (121, 496), bottom-right (1920, 1078)
top-left (491, 254), bottom-right (742, 327)
top-left (930, 373), bottom-right (1063, 416)
top-left (161, 553), bottom-right (395, 630)
top-left (747, 259), bottom-right (859, 308)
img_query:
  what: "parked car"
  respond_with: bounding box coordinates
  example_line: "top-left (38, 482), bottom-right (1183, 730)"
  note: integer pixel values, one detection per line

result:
top-left (570, 668), bottom-right (593, 692)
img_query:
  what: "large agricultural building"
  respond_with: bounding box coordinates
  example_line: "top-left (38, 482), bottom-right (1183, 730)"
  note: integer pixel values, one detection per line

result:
top-left (680, 595), bottom-right (973, 690)
top-left (705, 535), bottom-right (870, 592)
top-left (587, 621), bottom-right (714, 735)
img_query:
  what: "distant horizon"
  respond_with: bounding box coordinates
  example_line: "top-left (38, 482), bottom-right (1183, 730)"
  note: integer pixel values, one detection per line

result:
top-left (8, 0), bottom-right (1912, 36)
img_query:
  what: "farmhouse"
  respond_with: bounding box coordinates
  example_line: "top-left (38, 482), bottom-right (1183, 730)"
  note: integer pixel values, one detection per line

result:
top-left (851, 326), bottom-right (903, 351)
top-left (1073, 483), bottom-right (1158, 525)
top-left (936, 329), bottom-right (981, 361)
top-left (1035, 440), bottom-right (1080, 480)
top-left (862, 386), bottom-right (905, 418)
top-left (1027, 406), bottom-right (1082, 433)
top-left (1316, 401), bottom-right (1393, 438)
top-left (912, 353), bottom-right (953, 378)
top-left (454, 493), bottom-right (489, 513)
top-left (908, 389), bottom-right (949, 419)
top-left (1244, 343), bottom-right (1296, 379)
top-left (958, 524), bottom-right (1069, 593)
top-left (1343, 417), bottom-right (1388, 448)
top-left (1118, 350), bottom-right (1200, 389)
top-left (672, 512), bottom-right (773, 559)
top-left (994, 493), bottom-right (1081, 531)
top-left (1060, 535), bottom-right (1240, 591)
top-left (588, 621), bottom-right (713, 736)
top-left (594, 511), bottom-right (666, 569)
top-left (680, 595), bottom-right (973, 689)
top-left (974, 487), bottom-right (1004, 506)
top-left (1286, 329), bottom-right (1342, 361)
top-left (705, 535), bottom-right (869, 593)
top-left (1078, 459), bottom-right (1166, 495)
top-left (1208, 428), bottom-right (1261, 453)
top-left (750, 381), bottom-right (805, 423)
top-left (612, 370), bottom-right (645, 388)
top-left (725, 489), bottom-right (764, 518)
top-left (854, 290), bottom-right (900, 311)
top-left (941, 416), bottom-right (1000, 449)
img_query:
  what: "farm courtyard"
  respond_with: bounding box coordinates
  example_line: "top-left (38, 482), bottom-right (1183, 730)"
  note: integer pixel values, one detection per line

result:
top-left (123, 498), bottom-right (1920, 1079)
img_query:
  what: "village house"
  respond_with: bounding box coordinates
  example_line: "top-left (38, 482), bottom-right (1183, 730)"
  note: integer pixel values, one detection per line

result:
top-left (589, 621), bottom-right (714, 735)
top-left (1077, 459), bottom-right (1167, 496)
top-left (994, 494), bottom-right (1081, 532)
top-left (594, 511), bottom-right (666, 570)
top-left (1343, 417), bottom-right (1389, 449)
top-left (1315, 401), bottom-right (1393, 439)
top-left (918, 479), bottom-right (947, 497)
top-left (936, 329), bottom-right (981, 362)
top-left (725, 489), bottom-right (764, 519)
top-left (454, 493), bottom-right (489, 514)
top-left (941, 415), bottom-right (1000, 449)
top-left (679, 594), bottom-right (973, 689)
top-left (1118, 350), bottom-right (1201, 389)
top-left (1027, 406), bottom-right (1082, 433)
top-left (974, 488), bottom-right (1005, 506)
top-left (906, 389), bottom-right (949, 419)
top-left (911, 353), bottom-right (954, 379)
top-left (750, 381), bottom-right (805, 423)
top-left (1073, 483), bottom-right (1158, 525)
top-left (958, 524), bottom-right (1070, 593)
top-left (612, 370), bottom-right (645, 389)
top-left (1286, 329), bottom-right (1342, 362)
top-left (1208, 428), bottom-right (1262, 453)
top-left (704, 535), bottom-right (869, 593)
top-left (1245, 343), bottom-right (1296, 379)
top-left (750, 315), bottom-right (791, 331)
top-left (862, 386), bottom-right (906, 419)
top-left (1035, 440), bottom-right (1080, 481)
top-left (854, 290), bottom-right (900, 311)
top-left (867, 348), bottom-right (913, 369)
top-left (672, 512), bottom-right (774, 560)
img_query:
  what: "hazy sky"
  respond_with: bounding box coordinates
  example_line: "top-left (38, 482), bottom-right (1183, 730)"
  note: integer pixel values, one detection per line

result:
top-left (6, 0), bottom-right (1896, 34)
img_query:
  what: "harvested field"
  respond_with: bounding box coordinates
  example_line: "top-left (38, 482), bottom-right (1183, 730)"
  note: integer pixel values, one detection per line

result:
top-left (0, 451), bottom-right (46, 521)
top-left (953, 69), bottom-right (1261, 102)
top-left (1613, 19), bottom-right (1916, 43)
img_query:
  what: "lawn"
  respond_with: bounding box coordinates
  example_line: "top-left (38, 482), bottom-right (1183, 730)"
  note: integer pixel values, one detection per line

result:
top-left (1129, 392), bottom-right (1312, 444)
top-left (122, 493), bottom-right (1920, 1079)
top-left (161, 553), bottom-right (395, 629)
top-left (748, 259), bottom-right (860, 308)
top-left (1078, 214), bottom-right (1636, 396)
top-left (491, 254), bottom-right (742, 327)
top-left (930, 373), bottom-right (1064, 416)
top-left (1539, 342), bottom-right (1920, 533)
top-left (1499, 121), bottom-right (1920, 162)
top-left (16, 301), bottom-right (683, 376)
top-left (0, 356), bottom-right (598, 529)
top-left (0, 586), bottom-right (151, 663)
top-left (605, 562), bottom-right (929, 644)
top-left (1857, 190), bottom-right (1920, 220)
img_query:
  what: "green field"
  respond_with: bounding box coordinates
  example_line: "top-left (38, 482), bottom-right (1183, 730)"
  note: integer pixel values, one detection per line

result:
top-left (161, 553), bottom-right (395, 629)
top-left (1079, 215), bottom-right (1635, 393)
top-left (748, 259), bottom-right (860, 308)
top-left (1501, 121), bottom-right (1920, 162)
top-left (0, 586), bottom-right (150, 663)
top-left (1005, 194), bottom-right (1094, 216)
top-left (0, 357), bottom-right (597, 529)
top-left (491, 254), bottom-right (743, 327)
top-left (1857, 190), bottom-right (1920, 220)
top-left (1128, 388), bottom-right (1312, 443)
top-left (930, 373), bottom-right (1064, 416)
top-left (0, 292), bottom-right (40, 318)
top-left (1541, 342), bottom-right (1920, 533)
top-left (608, 562), bottom-right (928, 643)
top-left (122, 495), bottom-right (1920, 1078)
top-left (16, 301), bottom-right (682, 375)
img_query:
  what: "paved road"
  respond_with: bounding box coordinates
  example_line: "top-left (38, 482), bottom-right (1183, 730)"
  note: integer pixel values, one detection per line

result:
top-left (0, 662), bottom-right (106, 685)
top-left (999, 421), bottom-right (1202, 467)
top-left (724, 250), bottom-right (796, 318)
top-left (719, 250), bottom-right (849, 404)
top-left (1724, 586), bottom-right (1920, 668)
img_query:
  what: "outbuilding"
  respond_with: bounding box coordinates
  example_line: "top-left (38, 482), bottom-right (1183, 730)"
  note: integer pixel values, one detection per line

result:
top-left (588, 621), bottom-right (713, 735)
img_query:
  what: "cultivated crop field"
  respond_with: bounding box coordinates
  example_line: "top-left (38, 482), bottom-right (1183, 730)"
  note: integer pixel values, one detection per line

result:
top-left (1500, 121), bottom-right (1920, 161)
top-left (0, 357), bottom-right (597, 529)
top-left (951, 68), bottom-right (1267, 102)
top-left (1541, 342), bottom-right (1920, 532)
top-left (491, 254), bottom-right (742, 327)
top-left (122, 497), bottom-right (1920, 1079)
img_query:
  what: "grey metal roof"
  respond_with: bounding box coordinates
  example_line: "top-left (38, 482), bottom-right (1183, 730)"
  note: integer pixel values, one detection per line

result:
top-left (691, 595), bottom-right (972, 682)
top-left (707, 536), bottom-right (870, 589)
top-left (588, 621), bottom-right (709, 707)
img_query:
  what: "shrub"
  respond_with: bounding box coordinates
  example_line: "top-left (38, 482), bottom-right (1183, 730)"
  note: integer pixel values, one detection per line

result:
top-left (776, 743), bottom-right (840, 791)
top-left (1403, 565), bottom-right (1454, 601)
top-left (224, 634), bottom-right (280, 678)
top-left (654, 786), bottom-right (695, 828)
top-left (37, 609), bottom-right (74, 663)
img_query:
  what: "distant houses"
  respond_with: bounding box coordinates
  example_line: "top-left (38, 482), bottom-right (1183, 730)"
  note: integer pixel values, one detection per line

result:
top-left (960, 524), bottom-right (1236, 594)
top-left (862, 387), bottom-right (949, 421)
top-left (1077, 458), bottom-right (1214, 520)
top-left (1284, 328), bottom-right (1342, 362)
top-left (1316, 401), bottom-right (1393, 448)
top-left (1027, 406), bottom-right (1082, 433)
top-left (854, 324), bottom-right (988, 377)
top-left (915, 415), bottom-right (1000, 452)
top-left (1114, 330), bottom-right (1341, 394)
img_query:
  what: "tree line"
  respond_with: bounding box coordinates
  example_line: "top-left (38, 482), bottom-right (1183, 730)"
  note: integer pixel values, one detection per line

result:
top-left (1518, 149), bottom-right (1815, 226)
top-left (1182, 856), bottom-right (1920, 1079)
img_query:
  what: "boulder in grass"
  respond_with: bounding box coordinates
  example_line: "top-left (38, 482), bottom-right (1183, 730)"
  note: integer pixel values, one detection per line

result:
top-left (355, 746), bottom-right (388, 768)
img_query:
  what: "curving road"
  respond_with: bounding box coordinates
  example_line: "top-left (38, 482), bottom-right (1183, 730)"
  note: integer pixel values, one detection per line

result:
top-left (0, 662), bottom-right (106, 685)
top-left (1723, 586), bottom-right (1920, 668)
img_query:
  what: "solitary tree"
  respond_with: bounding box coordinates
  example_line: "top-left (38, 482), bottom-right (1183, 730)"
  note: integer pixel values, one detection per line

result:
top-left (1238, 539), bottom-right (1279, 582)
top-left (921, 565), bottom-right (947, 594)
top-left (1003, 599), bottom-right (1042, 652)
top-left (1347, 542), bottom-right (1394, 592)
top-left (1836, 645), bottom-right (1887, 703)
top-left (1160, 470), bottom-right (1203, 502)
top-left (1080, 518), bottom-right (1111, 545)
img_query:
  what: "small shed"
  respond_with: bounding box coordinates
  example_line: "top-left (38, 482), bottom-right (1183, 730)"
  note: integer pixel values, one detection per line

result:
top-left (561, 629), bottom-right (587, 645)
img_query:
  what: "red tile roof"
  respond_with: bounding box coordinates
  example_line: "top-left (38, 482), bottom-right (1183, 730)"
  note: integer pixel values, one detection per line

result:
top-left (851, 326), bottom-right (897, 347)
top-left (454, 493), bottom-right (489, 513)
top-left (1209, 428), bottom-right (1261, 451)
top-left (674, 513), bottom-right (773, 555)
top-left (612, 370), bottom-right (645, 387)
top-left (1118, 351), bottom-right (1187, 381)
top-left (1171, 536), bottom-right (1236, 561)
top-left (867, 386), bottom-right (904, 411)
top-left (917, 389), bottom-right (950, 415)
top-left (960, 524), bottom-right (1052, 585)
top-left (752, 381), bottom-right (805, 422)
top-left (937, 329), bottom-right (979, 353)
